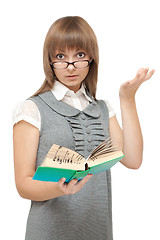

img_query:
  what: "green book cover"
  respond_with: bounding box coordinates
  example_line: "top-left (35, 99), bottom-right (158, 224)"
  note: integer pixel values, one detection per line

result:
top-left (32, 138), bottom-right (124, 183)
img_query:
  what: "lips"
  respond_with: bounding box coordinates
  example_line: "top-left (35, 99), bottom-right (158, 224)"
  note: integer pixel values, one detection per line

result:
top-left (67, 75), bottom-right (78, 77)
top-left (66, 75), bottom-right (78, 79)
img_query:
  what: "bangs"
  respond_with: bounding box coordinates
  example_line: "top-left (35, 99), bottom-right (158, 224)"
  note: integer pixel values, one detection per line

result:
top-left (48, 18), bottom-right (93, 58)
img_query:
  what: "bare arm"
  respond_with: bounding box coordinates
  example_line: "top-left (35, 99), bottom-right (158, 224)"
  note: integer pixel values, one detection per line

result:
top-left (13, 121), bottom-right (92, 201)
top-left (109, 68), bottom-right (155, 169)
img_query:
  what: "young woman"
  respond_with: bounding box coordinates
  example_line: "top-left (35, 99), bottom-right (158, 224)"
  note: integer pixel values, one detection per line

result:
top-left (13, 16), bottom-right (155, 240)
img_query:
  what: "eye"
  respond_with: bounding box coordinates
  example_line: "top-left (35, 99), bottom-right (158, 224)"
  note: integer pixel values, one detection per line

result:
top-left (77, 52), bottom-right (85, 58)
top-left (56, 54), bottom-right (65, 60)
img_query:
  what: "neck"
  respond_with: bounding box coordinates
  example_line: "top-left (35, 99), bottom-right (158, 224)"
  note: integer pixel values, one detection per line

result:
top-left (62, 83), bottom-right (82, 93)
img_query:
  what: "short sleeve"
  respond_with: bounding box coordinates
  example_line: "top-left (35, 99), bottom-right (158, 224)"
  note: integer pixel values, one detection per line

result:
top-left (12, 100), bottom-right (41, 130)
top-left (103, 100), bottom-right (116, 118)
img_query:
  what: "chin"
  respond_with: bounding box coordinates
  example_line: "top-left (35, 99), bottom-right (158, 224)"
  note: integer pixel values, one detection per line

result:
top-left (64, 80), bottom-right (82, 86)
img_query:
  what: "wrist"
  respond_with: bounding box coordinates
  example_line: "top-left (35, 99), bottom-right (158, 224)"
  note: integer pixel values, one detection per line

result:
top-left (119, 96), bottom-right (136, 107)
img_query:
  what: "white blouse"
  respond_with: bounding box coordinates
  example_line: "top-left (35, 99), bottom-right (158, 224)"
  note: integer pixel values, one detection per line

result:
top-left (12, 81), bottom-right (115, 131)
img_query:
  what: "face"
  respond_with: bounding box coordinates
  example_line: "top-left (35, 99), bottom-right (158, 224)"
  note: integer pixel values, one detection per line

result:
top-left (51, 48), bottom-right (91, 92)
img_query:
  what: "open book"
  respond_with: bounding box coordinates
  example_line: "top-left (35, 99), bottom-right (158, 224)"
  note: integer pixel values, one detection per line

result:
top-left (33, 138), bottom-right (124, 183)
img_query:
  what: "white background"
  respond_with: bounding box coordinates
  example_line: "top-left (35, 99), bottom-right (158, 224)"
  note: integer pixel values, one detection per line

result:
top-left (1, 0), bottom-right (160, 239)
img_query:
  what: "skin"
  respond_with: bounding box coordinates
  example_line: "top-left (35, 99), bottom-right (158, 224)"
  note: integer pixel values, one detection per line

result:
top-left (13, 48), bottom-right (155, 201)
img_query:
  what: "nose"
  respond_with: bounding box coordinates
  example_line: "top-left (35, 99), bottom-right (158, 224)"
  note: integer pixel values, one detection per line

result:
top-left (67, 62), bottom-right (75, 71)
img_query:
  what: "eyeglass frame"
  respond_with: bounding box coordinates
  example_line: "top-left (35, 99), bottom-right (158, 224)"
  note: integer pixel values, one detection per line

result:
top-left (50, 59), bottom-right (93, 69)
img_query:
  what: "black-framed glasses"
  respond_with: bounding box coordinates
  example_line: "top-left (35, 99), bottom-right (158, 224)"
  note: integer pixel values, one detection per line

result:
top-left (50, 59), bottom-right (92, 69)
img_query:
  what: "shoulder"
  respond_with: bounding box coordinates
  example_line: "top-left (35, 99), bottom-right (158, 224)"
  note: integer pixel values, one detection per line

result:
top-left (96, 99), bottom-right (116, 118)
top-left (12, 99), bottom-right (39, 116)
top-left (12, 99), bottom-right (41, 130)
top-left (103, 100), bottom-right (116, 118)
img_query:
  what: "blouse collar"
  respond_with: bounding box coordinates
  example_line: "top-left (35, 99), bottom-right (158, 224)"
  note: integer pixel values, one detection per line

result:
top-left (38, 87), bottom-right (100, 118)
top-left (51, 80), bottom-right (92, 102)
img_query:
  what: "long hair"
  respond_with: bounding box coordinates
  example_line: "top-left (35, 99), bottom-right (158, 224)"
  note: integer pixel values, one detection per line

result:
top-left (33, 16), bottom-right (99, 99)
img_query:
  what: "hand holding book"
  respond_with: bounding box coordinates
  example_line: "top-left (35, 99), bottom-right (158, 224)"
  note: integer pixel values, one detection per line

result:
top-left (57, 174), bottom-right (93, 195)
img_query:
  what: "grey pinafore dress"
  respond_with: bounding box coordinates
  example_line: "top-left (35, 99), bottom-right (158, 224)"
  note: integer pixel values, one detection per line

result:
top-left (25, 90), bottom-right (113, 240)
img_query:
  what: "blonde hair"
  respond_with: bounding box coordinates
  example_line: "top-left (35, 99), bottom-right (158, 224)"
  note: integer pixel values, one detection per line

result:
top-left (33, 16), bottom-right (99, 99)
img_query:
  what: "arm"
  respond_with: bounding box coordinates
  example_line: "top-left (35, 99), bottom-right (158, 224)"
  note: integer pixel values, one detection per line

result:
top-left (109, 67), bottom-right (155, 169)
top-left (13, 120), bottom-right (92, 201)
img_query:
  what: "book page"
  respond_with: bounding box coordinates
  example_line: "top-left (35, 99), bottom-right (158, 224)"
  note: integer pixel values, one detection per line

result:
top-left (87, 150), bottom-right (123, 167)
top-left (87, 138), bottom-right (123, 167)
top-left (87, 138), bottom-right (114, 159)
top-left (41, 144), bottom-right (86, 170)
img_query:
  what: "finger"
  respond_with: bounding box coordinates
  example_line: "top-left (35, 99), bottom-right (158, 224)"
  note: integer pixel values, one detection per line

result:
top-left (76, 174), bottom-right (93, 188)
top-left (145, 69), bottom-right (155, 81)
top-left (66, 178), bottom-right (78, 191)
top-left (137, 67), bottom-right (149, 75)
top-left (138, 68), bottom-right (149, 80)
top-left (132, 68), bottom-right (149, 85)
top-left (57, 177), bottom-right (66, 188)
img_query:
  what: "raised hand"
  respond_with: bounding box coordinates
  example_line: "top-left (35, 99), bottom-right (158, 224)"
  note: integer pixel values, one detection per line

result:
top-left (119, 67), bottom-right (155, 101)
top-left (116, 67), bottom-right (155, 169)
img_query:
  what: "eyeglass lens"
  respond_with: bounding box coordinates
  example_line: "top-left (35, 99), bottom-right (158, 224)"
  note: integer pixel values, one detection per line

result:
top-left (53, 61), bottom-right (89, 69)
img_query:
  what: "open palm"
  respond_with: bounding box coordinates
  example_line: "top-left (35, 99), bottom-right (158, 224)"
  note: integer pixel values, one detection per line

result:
top-left (119, 68), bottom-right (155, 100)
